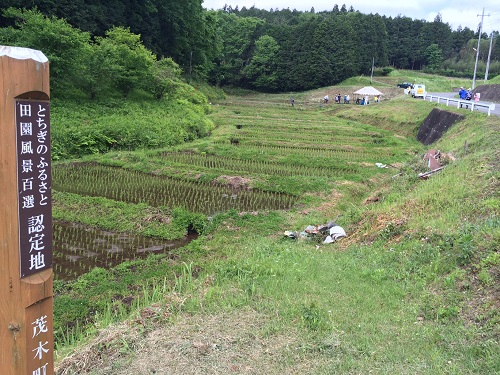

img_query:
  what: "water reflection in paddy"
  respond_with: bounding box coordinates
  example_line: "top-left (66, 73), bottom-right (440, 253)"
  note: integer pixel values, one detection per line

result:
top-left (52, 220), bottom-right (197, 280)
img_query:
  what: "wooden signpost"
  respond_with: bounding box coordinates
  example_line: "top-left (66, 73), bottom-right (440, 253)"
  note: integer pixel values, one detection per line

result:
top-left (1, 46), bottom-right (53, 375)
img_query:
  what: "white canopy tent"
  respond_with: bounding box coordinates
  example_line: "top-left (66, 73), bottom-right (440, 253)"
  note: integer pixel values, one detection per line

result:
top-left (353, 86), bottom-right (384, 96)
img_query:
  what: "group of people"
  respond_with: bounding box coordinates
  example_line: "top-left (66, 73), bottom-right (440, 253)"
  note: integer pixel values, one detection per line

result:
top-left (459, 87), bottom-right (473, 102)
top-left (459, 87), bottom-right (480, 108)
top-left (291, 93), bottom-right (379, 107)
top-left (354, 95), bottom-right (380, 105)
top-left (356, 96), bottom-right (369, 105)
top-left (324, 94), bottom-right (351, 104)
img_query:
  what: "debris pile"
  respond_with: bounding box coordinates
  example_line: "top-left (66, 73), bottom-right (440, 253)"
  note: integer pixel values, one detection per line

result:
top-left (418, 149), bottom-right (455, 179)
top-left (284, 221), bottom-right (346, 244)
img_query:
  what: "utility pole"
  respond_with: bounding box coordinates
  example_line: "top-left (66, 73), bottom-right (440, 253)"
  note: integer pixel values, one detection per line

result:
top-left (472, 8), bottom-right (491, 89)
top-left (370, 57), bottom-right (374, 84)
top-left (472, 8), bottom-right (484, 90)
top-left (485, 32), bottom-right (494, 81)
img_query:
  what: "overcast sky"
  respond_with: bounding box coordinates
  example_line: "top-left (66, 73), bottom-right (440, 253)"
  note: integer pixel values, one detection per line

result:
top-left (202, 1), bottom-right (500, 33)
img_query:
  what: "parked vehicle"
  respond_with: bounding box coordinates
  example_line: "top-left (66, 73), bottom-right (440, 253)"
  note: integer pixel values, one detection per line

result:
top-left (397, 82), bottom-right (413, 89)
top-left (411, 84), bottom-right (426, 98)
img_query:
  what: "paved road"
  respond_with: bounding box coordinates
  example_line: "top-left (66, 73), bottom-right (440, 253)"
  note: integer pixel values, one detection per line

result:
top-left (426, 92), bottom-right (499, 116)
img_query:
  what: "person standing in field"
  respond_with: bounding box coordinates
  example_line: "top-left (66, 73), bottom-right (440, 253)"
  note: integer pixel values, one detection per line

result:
top-left (459, 87), bottom-right (467, 108)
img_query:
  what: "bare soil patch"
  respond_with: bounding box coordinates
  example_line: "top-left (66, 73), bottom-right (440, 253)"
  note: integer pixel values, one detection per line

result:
top-left (473, 84), bottom-right (500, 102)
top-left (212, 175), bottom-right (253, 190)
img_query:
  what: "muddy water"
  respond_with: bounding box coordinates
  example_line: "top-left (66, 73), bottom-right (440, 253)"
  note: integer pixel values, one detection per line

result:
top-left (53, 220), bottom-right (197, 280)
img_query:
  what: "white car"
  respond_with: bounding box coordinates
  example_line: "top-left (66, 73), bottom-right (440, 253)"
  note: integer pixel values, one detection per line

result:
top-left (411, 84), bottom-right (426, 98)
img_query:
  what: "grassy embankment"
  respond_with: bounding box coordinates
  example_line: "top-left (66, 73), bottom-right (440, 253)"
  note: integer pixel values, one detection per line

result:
top-left (53, 78), bottom-right (498, 374)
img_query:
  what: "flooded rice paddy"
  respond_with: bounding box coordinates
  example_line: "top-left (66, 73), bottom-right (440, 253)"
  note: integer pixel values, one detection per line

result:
top-left (53, 220), bottom-right (197, 280)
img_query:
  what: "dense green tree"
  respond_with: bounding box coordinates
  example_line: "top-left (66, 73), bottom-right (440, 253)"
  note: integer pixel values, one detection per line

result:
top-left (418, 13), bottom-right (452, 68)
top-left (347, 12), bottom-right (388, 74)
top-left (77, 42), bottom-right (112, 99)
top-left (425, 43), bottom-right (443, 71)
top-left (325, 15), bottom-right (357, 83)
top-left (2, 2), bottom-right (498, 91)
top-left (451, 26), bottom-right (475, 54)
top-left (146, 57), bottom-right (182, 99)
top-left (193, 10), bottom-right (221, 79)
top-left (0, 0), bottom-right (124, 35)
top-left (0, 8), bottom-right (91, 93)
top-left (309, 17), bottom-right (336, 87)
top-left (0, 0), bottom-right (216, 79)
top-left (273, 14), bottom-right (322, 90)
top-left (210, 12), bottom-right (264, 86)
top-left (385, 16), bottom-right (424, 69)
top-left (96, 26), bottom-right (156, 97)
top-left (156, 1), bottom-right (205, 73)
top-left (242, 35), bottom-right (280, 90)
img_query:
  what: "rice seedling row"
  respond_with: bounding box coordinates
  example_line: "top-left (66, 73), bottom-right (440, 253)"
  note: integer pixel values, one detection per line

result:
top-left (224, 115), bottom-right (341, 126)
top-left (225, 121), bottom-right (383, 139)
top-left (210, 140), bottom-right (367, 153)
top-left (225, 114), bottom-right (360, 126)
top-left (231, 124), bottom-right (375, 138)
top-left (219, 143), bottom-right (374, 159)
top-left (218, 99), bottom-right (324, 111)
top-left (224, 131), bottom-right (382, 146)
top-left (227, 118), bottom-right (370, 134)
top-left (159, 152), bottom-right (359, 177)
top-left (201, 144), bottom-right (395, 168)
top-left (53, 163), bottom-right (298, 214)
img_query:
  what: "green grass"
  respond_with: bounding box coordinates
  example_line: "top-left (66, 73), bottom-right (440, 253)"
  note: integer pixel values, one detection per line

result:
top-left (51, 90), bottom-right (214, 159)
top-left (203, 236), bottom-right (496, 373)
top-left (53, 191), bottom-right (199, 239)
top-left (386, 69), bottom-right (472, 91)
top-left (489, 75), bottom-right (500, 84)
top-left (332, 69), bottom-right (472, 92)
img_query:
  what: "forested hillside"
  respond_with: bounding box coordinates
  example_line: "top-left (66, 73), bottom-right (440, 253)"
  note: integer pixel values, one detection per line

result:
top-left (1, 1), bottom-right (499, 92)
top-left (0, 8), bottom-right (220, 159)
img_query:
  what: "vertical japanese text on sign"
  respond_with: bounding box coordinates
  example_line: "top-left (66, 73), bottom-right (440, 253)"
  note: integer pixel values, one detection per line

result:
top-left (16, 100), bottom-right (52, 278)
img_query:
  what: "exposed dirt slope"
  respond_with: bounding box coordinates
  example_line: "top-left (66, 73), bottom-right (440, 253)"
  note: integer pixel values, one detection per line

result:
top-left (473, 84), bottom-right (500, 102)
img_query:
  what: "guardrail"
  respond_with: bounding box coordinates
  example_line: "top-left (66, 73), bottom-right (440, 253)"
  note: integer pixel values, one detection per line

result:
top-left (424, 94), bottom-right (496, 116)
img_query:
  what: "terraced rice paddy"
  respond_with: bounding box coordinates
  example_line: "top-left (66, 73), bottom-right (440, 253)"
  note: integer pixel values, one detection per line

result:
top-left (158, 152), bottom-right (359, 177)
top-left (52, 96), bottom-right (409, 279)
top-left (52, 220), bottom-right (196, 280)
top-left (53, 163), bottom-right (297, 214)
